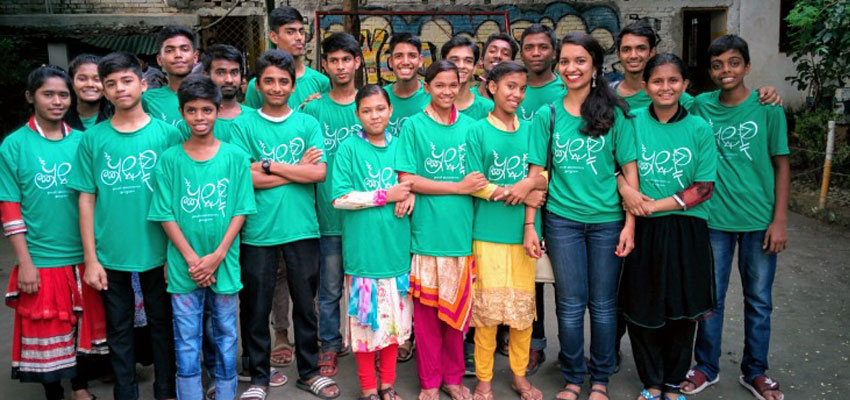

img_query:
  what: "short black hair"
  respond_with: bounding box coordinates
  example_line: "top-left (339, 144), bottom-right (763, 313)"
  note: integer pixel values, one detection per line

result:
top-left (707, 34), bottom-right (751, 65)
top-left (321, 32), bottom-right (361, 59)
top-left (484, 60), bottom-right (527, 97)
top-left (178, 74), bottom-right (222, 109)
top-left (202, 44), bottom-right (244, 74)
top-left (27, 65), bottom-right (72, 96)
top-left (388, 33), bottom-right (422, 55)
top-left (440, 35), bottom-right (480, 65)
top-left (68, 54), bottom-right (100, 79)
top-left (98, 52), bottom-right (143, 80)
top-left (355, 84), bottom-right (391, 109)
top-left (483, 33), bottom-right (518, 60)
top-left (424, 59), bottom-right (459, 84)
top-left (255, 49), bottom-right (297, 82)
top-left (155, 26), bottom-right (196, 53)
top-left (643, 53), bottom-right (689, 82)
top-left (269, 6), bottom-right (304, 32)
top-left (617, 21), bottom-right (659, 50)
top-left (520, 24), bottom-right (556, 49)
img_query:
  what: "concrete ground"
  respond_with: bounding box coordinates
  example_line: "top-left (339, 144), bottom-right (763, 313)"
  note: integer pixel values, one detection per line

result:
top-left (1, 211), bottom-right (848, 400)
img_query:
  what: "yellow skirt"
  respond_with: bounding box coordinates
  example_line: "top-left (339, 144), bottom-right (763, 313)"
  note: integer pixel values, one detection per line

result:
top-left (470, 241), bottom-right (536, 329)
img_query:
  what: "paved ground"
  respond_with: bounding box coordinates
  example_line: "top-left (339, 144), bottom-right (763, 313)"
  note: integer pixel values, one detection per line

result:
top-left (1, 211), bottom-right (848, 400)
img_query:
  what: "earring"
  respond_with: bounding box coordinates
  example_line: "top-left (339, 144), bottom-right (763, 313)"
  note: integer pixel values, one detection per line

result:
top-left (592, 72), bottom-right (597, 88)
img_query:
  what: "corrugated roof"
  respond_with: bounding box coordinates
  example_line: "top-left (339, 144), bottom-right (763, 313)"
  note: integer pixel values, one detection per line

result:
top-left (82, 34), bottom-right (158, 55)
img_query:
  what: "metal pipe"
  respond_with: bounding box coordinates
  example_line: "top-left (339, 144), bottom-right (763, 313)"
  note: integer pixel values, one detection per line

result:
top-left (818, 120), bottom-right (836, 210)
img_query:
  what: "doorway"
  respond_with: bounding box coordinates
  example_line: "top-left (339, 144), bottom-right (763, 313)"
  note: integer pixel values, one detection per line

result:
top-left (682, 8), bottom-right (728, 94)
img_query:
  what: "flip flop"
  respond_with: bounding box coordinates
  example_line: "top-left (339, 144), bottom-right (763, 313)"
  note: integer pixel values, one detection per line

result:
top-left (296, 376), bottom-right (341, 400)
top-left (440, 384), bottom-right (472, 400)
top-left (270, 342), bottom-right (294, 367)
top-left (511, 382), bottom-right (543, 400)
top-left (682, 369), bottom-right (718, 394)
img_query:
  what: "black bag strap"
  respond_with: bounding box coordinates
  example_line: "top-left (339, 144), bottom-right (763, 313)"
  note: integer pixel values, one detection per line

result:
top-left (545, 102), bottom-right (555, 174)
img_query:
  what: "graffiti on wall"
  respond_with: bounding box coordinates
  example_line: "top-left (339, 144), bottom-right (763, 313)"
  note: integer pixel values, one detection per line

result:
top-left (315, 2), bottom-right (620, 84)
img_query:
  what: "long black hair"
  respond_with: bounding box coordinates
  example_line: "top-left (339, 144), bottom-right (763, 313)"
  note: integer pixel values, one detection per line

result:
top-left (560, 33), bottom-right (630, 137)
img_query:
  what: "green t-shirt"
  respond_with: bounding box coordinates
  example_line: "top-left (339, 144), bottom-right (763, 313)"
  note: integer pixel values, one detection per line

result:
top-left (383, 82), bottom-right (430, 137)
top-left (148, 142), bottom-right (257, 294)
top-left (459, 93), bottom-right (494, 121)
top-left (67, 118), bottom-right (182, 272)
top-left (691, 90), bottom-right (789, 231)
top-left (633, 108), bottom-right (718, 220)
top-left (176, 103), bottom-right (253, 143)
top-left (302, 94), bottom-right (362, 236)
top-left (395, 112), bottom-right (475, 256)
top-left (333, 135), bottom-right (411, 278)
top-left (518, 77), bottom-right (566, 121)
top-left (0, 125), bottom-right (84, 267)
top-left (465, 118), bottom-right (541, 244)
top-left (80, 114), bottom-right (99, 130)
top-left (142, 86), bottom-right (183, 127)
top-left (528, 103), bottom-right (637, 223)
top-left (615, 83), bottom-right (695, 111)
top-left (230, 110), bottom-right (325, 246)
top-left (244, 66), bottom-right (331, 110)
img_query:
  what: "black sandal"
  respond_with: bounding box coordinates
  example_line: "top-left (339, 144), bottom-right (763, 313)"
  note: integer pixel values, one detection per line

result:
top-left (378, 387), bottom-right (399, 400)
top-left (358, 395), bottom-right (379, 400)
top-left (554, 386), bottom-right (580, 400)
top-left (590, 387), bottom-right (610, 399)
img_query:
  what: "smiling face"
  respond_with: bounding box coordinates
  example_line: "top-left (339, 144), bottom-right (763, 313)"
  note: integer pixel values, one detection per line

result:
top-left (257, 65), bottom-right (294, 107)
top-left (157, 35), bottom-right (197, 78)
top-left (425, 70), bottom-right (460, 110)
top-left (388, 42), bottom-right (423, 82)
top-left (322, 49), bottom-right (361, 88)
top-left (521, 33), bottom-right (555, 75)
top-left (208, 59), bottom-right (242, 100)
top-left (618, 33), bottom-right (656, 75)
top-left (709, 49), bottom-right (750, 91)
top-left (27, 77), bottom-right (71, 123)
top-left (102, 70), bottom-right (146, 111)
top-left (181, 98), bottom-right (218, 137)
top-left (482, 39), bottom-right (513, 73)
top-left (489, 71), bottom-right (527, 115)
top-left (356, 93), bottom-right (392, 136)
top-left (72, 63), bottom-right (103, 104)
top-left (644, 63), bottom-right (688, 108)
top-left (445, 45), bottom-right (476, 85)
top-left (557, 43), bottom-right (595, 91)
top-left (271, 21), bottom-right (307, 58)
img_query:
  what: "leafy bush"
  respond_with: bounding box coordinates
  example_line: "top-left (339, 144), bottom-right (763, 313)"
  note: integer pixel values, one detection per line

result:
top-left (789, 107), bottom-right (850, 183)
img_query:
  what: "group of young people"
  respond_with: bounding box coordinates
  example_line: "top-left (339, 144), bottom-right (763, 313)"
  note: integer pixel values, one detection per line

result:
top-left (3, 5), bottom-right (790, 400)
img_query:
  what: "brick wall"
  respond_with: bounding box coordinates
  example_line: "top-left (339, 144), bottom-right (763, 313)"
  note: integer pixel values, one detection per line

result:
top-left (0, 0), bottom-right (264, 15)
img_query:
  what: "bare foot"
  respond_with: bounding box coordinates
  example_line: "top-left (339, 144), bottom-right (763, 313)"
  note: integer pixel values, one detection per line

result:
top-left (418, 388), bottom-right (439, 400)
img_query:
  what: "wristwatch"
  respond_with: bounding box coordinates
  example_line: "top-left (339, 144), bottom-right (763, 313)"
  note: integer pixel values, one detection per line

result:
top-left (261, 159), bottom-right (272, 175)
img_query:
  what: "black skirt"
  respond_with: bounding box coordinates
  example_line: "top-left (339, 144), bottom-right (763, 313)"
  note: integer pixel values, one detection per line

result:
top-left (619, 214), bottom-right (715, 329)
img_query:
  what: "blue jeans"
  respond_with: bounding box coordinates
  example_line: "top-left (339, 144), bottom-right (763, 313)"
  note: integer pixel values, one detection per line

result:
top-left (694, 229), bottom-right (777, 382)
top-left (317, 235), bottom-right (344, 352)
top-left (172, 288), bottom-right (238, 400)
top-left (545, 213), bottom-right (623, 385)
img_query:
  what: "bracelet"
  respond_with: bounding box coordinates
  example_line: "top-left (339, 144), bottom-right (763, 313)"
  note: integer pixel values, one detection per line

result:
top-left (524, 222), bottom-right (535, 225)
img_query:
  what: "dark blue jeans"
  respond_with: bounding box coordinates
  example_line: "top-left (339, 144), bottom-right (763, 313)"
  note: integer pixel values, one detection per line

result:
top-left (694, 229), bottom-right (777, 382)
top-left (317, 235), bottom-right (344, 353)
top-left (545, 212), bottom-right (623, 385)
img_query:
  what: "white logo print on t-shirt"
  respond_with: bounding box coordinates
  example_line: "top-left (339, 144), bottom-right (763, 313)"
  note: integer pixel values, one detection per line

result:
top-left (363, 161), bottom-right (395, 190)
top-left (488, 151), bottom-right (528, 182)
top-left (323, 123), bottom-right (361, 154)
top-left (424, 142), bottom-right (466, 178)
top-left (100, 150), bottom-right (157, 192)
top-left (181, 178), bottom-right (229, 220)
top-left (639, 145), bottom-right (693, 188)
top-left (259, 138), bottom-right (306, 164)
top-left (553, 133), bottom-right (606, 175)
top-left (710, 119), bottom-right (758, 161)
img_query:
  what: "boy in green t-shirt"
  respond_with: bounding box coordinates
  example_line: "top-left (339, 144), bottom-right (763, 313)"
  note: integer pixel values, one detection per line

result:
top-left (69, 52), bottom-right (181, 400)
top-left (229, 49), bottom-right (341, 399)
top-left (176, 44), bottom-right (252, 142)
top-left (441, 35), bottom-right (494, 120)
top-left (142, 26), bottom-right (199, 126)
top-left (383, 33), bottom-right (430, 137)
top-left (683, 35), bottom-right (789, 400)
top-left (517, 24), bottom-right (566, 121)
top-left (244, 6), bottom-right (331, 110)
top-left (148, 75), bottom-right (256, 400)
top-left (474, 33), bottom-right (518, 99)
top-left (302, 32), bottom-right (363, 372)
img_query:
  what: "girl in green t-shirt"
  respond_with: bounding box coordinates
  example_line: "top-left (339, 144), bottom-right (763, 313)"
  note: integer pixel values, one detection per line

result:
top-left (331, 84), bottom-right (414, 400)
top-left (525, 33), bottom-right (638, 400)
top-left (0, 66), bottom-right (107, 400)
top-left (465, 61), bottom-right (547, 400)
top-left (617, 54), bottom-right (717, 400)
top-left (395, 60), bottom-right (486, 400)
top-left (64, 54), bottom-right (114, 131)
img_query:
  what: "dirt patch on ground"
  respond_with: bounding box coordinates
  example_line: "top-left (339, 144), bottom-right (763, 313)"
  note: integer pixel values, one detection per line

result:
top-left (790, 176), bottom-right (850, 228)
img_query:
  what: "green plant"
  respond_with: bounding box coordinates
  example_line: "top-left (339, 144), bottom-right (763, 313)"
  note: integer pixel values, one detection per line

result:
top-left (790, 106), bottom-right (850, 177)
top-left (785, 0), bottom-right (850, 109)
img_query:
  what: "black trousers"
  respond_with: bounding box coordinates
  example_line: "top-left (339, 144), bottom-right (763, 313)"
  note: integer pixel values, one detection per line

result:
top-left (531, 282), bottom-right (546, 347)
top-left (101, 267), bottom-right (176, 400)
top-left (240, 239), bottom-right (321, 385)
top-left (627, 319), bottom-right (696, 393)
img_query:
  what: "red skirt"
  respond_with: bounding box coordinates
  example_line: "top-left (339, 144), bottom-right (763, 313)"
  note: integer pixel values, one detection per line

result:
top-left (5, 264), bottom-right (108, 383)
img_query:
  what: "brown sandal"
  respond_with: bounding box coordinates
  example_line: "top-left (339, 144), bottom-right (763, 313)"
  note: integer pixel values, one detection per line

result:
top-left (270, 342), bottom-right (294, 367)
top-left (317, 351), bottom-right (339, 377)
top-left (511, 382), bottom-right (543, 400)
